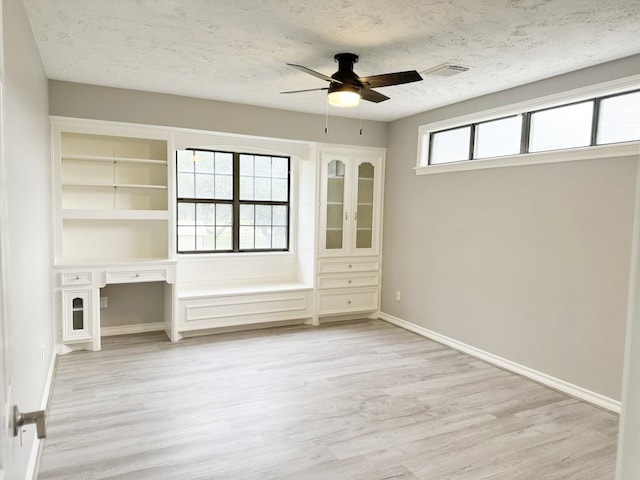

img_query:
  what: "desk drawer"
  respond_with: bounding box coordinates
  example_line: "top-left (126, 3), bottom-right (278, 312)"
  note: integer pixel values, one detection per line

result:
top-left (105, 269), bottom-right (166, 284)
top-left (60, 271), bottom-right (92, 286)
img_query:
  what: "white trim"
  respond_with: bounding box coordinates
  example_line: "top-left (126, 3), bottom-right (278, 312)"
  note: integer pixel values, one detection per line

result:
top-left (415, 142), bottom-right (639, 175)
top-left (101, 322), bottom-right (165, 337)
top-left (379, 312), bottom-right (621, 413)
top-left (27, 347), bottom-right (56, 480)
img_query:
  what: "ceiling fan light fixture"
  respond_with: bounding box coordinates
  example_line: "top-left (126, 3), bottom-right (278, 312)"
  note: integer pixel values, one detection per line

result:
top-left (328, 84), bottom-right (361, 107)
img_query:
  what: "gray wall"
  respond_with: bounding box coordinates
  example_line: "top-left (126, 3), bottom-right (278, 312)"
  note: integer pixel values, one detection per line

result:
top-left (3, 0), bottom-right (54, 476)
top-left (48, 80), bottom-right (388, 148)
top-left (100, 283), bottom-right (164, 328)
top-left (382, 55), bottom-right (640, 401)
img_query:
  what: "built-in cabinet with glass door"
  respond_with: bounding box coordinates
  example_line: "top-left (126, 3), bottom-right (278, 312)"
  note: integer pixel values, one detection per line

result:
top-left (317, 147), bottom-right (384, 321)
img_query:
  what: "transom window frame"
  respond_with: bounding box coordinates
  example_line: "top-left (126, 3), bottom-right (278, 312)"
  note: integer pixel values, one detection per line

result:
top-left (417, 77), bottom-right (640, 175)
top-left (176, 148), bottom-right (292, 254)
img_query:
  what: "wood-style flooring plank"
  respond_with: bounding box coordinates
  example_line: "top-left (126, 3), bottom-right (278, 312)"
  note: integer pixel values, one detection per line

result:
top-left (37, 320), bottom-right (618, 479)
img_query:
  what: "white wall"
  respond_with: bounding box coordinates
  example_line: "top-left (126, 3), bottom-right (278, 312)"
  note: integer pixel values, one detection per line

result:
top-left (3, 0), bottom-right (54, 477)
top-left (382, 55), bottom-right (640, 402)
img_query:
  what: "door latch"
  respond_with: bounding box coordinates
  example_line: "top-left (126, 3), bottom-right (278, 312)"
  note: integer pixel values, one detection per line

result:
top-left (13, 406), bottom-right (46, 439)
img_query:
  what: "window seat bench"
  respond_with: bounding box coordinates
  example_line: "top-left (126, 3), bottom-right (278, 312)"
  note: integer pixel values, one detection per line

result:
top-left (175, 280), bottom-right (314, 338)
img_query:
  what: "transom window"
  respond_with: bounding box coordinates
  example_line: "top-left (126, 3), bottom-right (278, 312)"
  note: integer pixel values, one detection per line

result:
top-left (424, 88), bottom-right (640, 166)
top-left (176, 149), bottom-right (290, 253)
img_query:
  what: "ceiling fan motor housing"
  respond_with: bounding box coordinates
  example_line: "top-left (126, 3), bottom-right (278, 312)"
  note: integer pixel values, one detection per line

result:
top-left (332, 53), bottom-right (361, 86)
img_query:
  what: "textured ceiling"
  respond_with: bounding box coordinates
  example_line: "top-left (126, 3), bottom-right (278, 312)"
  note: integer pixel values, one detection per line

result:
top-left (22, 0), bottom-right (640, 122)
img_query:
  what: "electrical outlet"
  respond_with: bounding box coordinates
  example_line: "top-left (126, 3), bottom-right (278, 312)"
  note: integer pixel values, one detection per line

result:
top-left (395, 291), bottom-right (401, 301)
top-left (100, 297), bottom-right (108, 308)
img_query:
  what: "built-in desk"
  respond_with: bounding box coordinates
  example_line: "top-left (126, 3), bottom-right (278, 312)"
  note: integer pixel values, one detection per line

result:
top-left (54, 260), bottom-right (177, 354)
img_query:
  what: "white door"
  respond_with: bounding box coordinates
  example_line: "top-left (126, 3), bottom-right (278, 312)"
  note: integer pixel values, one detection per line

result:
top-left (0, 31), bottom-right (11, 477)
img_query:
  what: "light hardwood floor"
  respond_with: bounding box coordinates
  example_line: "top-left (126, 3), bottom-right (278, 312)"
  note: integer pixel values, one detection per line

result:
top-left (38, 320), bottom-right (619, 479)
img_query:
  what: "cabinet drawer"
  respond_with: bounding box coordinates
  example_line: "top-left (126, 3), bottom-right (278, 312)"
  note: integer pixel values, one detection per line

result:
top-left (60, 271), bottom-right (93, 286)
top-left (105, 269), bottom-right (166, 284)
top-left (318, 273), bottom-right (379, 290)
top-left (318, 289), bottom-right (379, 315)
top-left (318, 259), bottom-right (379, 274)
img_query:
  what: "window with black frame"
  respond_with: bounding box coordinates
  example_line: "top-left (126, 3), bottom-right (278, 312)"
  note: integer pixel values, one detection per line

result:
top-left (176, 149), bottom-right (290, 253)
top-left (425, 87), bottom-right (640, 166)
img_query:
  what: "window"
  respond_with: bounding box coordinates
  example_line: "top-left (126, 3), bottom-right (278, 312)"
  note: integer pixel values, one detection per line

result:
top-left (176, 149), bottom-right (290, 253)
top-left (430, 126), bottom-right (471, 164)
top-left (475, 115), bottom-right (522, 159)
top-left (597, 91), bottom-right (640, 145)
top-left (420, 87), bottom-right (640, 168)
top-left (529, 101), bottom-right (594, 152)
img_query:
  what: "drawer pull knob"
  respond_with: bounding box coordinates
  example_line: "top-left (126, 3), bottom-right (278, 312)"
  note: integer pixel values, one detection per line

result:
top-left (347, 300), bottom-right (352, 304)
top-left (74, 276), bottom-right (80, 280)
top-left (134, 274), bottom-right (139, 278)
top-left (348, 280), bottom-right (352, 284)
top-left (348, 264), bottom-right (353, 269)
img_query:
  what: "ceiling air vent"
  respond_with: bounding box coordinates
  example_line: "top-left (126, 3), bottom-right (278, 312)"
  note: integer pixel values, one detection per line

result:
top-left (421, 63), bottom-right (469, 78)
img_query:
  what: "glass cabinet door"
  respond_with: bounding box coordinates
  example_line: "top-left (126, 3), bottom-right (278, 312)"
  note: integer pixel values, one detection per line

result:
top-left (355, 162), bottom-right (375, 250)
top-left (62, 289), bottom-right (93, 342)
top-left (72, 297), bottom-right (85, 331)
top-left (325, 159), bottom-right (346, 251)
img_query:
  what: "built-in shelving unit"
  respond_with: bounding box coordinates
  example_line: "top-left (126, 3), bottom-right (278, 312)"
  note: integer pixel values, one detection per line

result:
top-left (54, 126), bottom-right (172, 263)
top-left (52, 119), bottom-right (177, 353)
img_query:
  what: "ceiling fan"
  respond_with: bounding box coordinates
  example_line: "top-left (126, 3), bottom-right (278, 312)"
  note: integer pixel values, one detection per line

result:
top-left (282, 53), bottom-right (423, 107)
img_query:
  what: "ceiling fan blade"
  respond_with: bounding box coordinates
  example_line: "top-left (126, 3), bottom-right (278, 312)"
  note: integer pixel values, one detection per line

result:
top-left (286, 63), bottom-right (342, 84)
top-left (281, 87), bottom-right (329, 94)
top-left (358, 70), bottom-right (423, 89)
top-left (360, 88), bottom-right (390, 103)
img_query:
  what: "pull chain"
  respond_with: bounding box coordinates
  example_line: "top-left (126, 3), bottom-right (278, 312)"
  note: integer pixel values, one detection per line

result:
top-left (325, 100), bottom-right (329, 134)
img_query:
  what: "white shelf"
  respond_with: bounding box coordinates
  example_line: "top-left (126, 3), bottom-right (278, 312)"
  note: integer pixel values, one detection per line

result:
top-left (55, 257), bottom-right (175, 268)
top-left (62, 154), bottom-right (167, 165)
top-left (62, 209), bottom-right (169, 220)
top-left (63, 183), bottom-right (168, 190)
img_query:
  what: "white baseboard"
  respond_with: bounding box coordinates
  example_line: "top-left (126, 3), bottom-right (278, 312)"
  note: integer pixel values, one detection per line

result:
top-left (379, 312), bottom-right (621, 414)
top-left (101, 322), bottom-right (165, 337)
